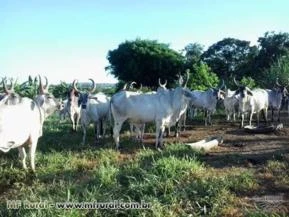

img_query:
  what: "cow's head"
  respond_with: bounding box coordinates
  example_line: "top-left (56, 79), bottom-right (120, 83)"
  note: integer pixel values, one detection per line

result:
top-left (275, 78), bottom-right (288, 97)
top-left (36, 75), bottom-right (58, 116)
top-left (75, 79), bottom-right (97, 109)
top-left (233, 77), bottom-right (253, 100)
top-left (210, 79), bottom-right (225, 100)
top-left (1, 78), bottom-right (21, 105)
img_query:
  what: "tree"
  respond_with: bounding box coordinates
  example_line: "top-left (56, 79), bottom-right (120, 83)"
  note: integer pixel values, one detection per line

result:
top-left (255, 31), bottom-right (289, 70)
top-left (261, 54), bottom-right (289, 87)
top-left (106, 39), bottom-right (185, 88)
top-left (187, 62), bottom-right (220, 91)
top-left (201, 38), bottom-right (257, 82)
top-left (182, 43), bottom-right (204, 68)
top-left (253, 31), bottom-right (289, 84)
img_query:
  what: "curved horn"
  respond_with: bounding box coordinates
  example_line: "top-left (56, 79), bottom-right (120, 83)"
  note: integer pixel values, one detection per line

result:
top-left (2, 78), bottom-right (11, 94)
top-left (129, 81), bottom-right (137, 89)
top-left (178, 74), bottom-right (183, 86)
top-left (72, 79), bottom-right (80, 92)
top-left (38, 75), bottom-right (45, 94)
top-left (44, 76), bottom-right (49, 90)
top-left (122, 83), bottom-right (128, 90)
top-left (88, 78), bottom-right (96, 94)
top-left (233, 77), bottom-right (241, 87)
top-left (158, 78), bottom-right (167, 88)
top-left (183, 69), bottom-right (190, 88)
top-left (276, 78), bottom-right (281, 87)
top-left (219, 79), bottom-right (225, 90)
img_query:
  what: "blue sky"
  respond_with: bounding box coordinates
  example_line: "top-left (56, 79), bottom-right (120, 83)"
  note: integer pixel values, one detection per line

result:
top-left (1, 0), bottom-right (289, 84)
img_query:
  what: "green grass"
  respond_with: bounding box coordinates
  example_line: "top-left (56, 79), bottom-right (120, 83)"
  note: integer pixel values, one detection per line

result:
top-left (0, 115), bottom-right (288, 216)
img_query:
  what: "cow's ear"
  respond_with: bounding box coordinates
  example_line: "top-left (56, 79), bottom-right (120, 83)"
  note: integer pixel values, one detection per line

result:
top-left (247, 90), bottom-right (253, 96)
top-left (234, 89), bottom-right (240, 95)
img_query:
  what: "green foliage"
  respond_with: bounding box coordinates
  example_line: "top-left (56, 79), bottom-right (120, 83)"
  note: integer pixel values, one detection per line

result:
top-left (49, 81), bottom-right (70, 99)
top-left (201, 38), bottom-right (258, 82)
top-left (255, 31), bottom-right (289, 71)
top-left (259, 55), bottom-right (289, 87)
top-left (240, 76), bottom-right (256, 89)
top-left (107, 39), bottom-right (185, 88)
top-left (187, 62), bottom-right (220, 90)
top-left (15, 76), bottom-right (39, 98)
top-left (182, 43), bottom-right (204, 70)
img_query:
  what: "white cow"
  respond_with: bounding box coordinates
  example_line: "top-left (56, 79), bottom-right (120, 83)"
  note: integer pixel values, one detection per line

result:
top-left (110, 87), bottom-right (195, 149)
top-left (190, 88), bottom-right (225, 126)
top-left (223, 88), bottom-right (238, 121)
top-left (233, 78), bottom-right (269, 128)
top-left (266, 80), bottom-right (288, 122)
top-left (66, 80), bottom-right (81, 131)
top-left (0, 76), bottom-right (58, 171)
top-left (75, 79), bottom-right (111, 144)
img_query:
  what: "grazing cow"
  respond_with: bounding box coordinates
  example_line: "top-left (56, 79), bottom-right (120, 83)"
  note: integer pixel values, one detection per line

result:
top-left (233, 78), bottom-right (268, 128)
top-left (110, 86), bottom-right (195, 149)
top-left (190, 81), bottom-right (225, 126)
top-left (0, 76), bottom-right (58, 171)
top-left (223, 88), bottom-right (238, 121)
top-left (266, 79), bottom-right (288, 122)
top-left (66, 80), bottom-right (81, 131)
top-left (76, 79), bottom-right (111, 144)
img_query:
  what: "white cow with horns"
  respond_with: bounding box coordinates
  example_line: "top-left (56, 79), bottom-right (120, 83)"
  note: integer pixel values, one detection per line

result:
top-left (266, 79), bottom-right (288, 122)
top-left (233, 77), bottom-right (269, 128)
top-left (0, 76), bottom-right (58, 171)
top-left (110, 86), bottom-right (195, 149)
top-left (189, 80), bottom-right (225, 126)
top-left (75, 79), bottom-right (111, 145)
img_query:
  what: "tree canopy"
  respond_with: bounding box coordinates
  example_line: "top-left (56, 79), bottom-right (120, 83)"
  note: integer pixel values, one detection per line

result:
top-left (201, 38), bottom-right (257, 82)
top-left (106, 39), bottom-right (185, 88)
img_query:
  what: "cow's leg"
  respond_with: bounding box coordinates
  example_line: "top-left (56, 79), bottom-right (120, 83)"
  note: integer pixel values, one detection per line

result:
top-left (240, 113), bottom-right (245, 128)
top-left (204, 110), bottom-right (208, 126)
top-left (113, 119), bottom-right (125, 149)
top-left (208, 111), bottom-right (212, 125)
top-left (249, 111), bottom-right (253, 126)
top-left (264, 108), bottom-right (268, 124)
top-left (174, 121), bottom-right (180, 138)
top-left (99, 120), bottom-right (103, 138)
top-left (18, 147), bottom-right (27, 170)
top-left (75, 113), bottom-right (81, 132)
top-left (102, 119), bottom-right (106, 137)
top-left (277, 109), bottom-right (281, 122)
top-left (140, 124), bottom-right (145, 144)
top-left (29, 138), bottom-right (38, 172)
top-left (81, 121), bottom-right (88, 145)
top-left (158, 125), bottom-right (166, 148)
top-left (271, 109), bottom-right (274, 122)
top-left (155, 121), bottom-right (162, 149)
top-left (256, 112), bottom-right (260, 126)
top-left (70, 113), bottom-right (76, 131)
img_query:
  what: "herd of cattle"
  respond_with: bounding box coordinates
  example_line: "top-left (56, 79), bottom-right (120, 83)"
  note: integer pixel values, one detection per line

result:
top-left (0, 75), bottom-right (288, 171)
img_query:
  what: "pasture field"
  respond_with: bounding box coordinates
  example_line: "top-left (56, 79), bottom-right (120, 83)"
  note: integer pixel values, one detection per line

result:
top-left (0, 112), bottom-right (289, 217)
